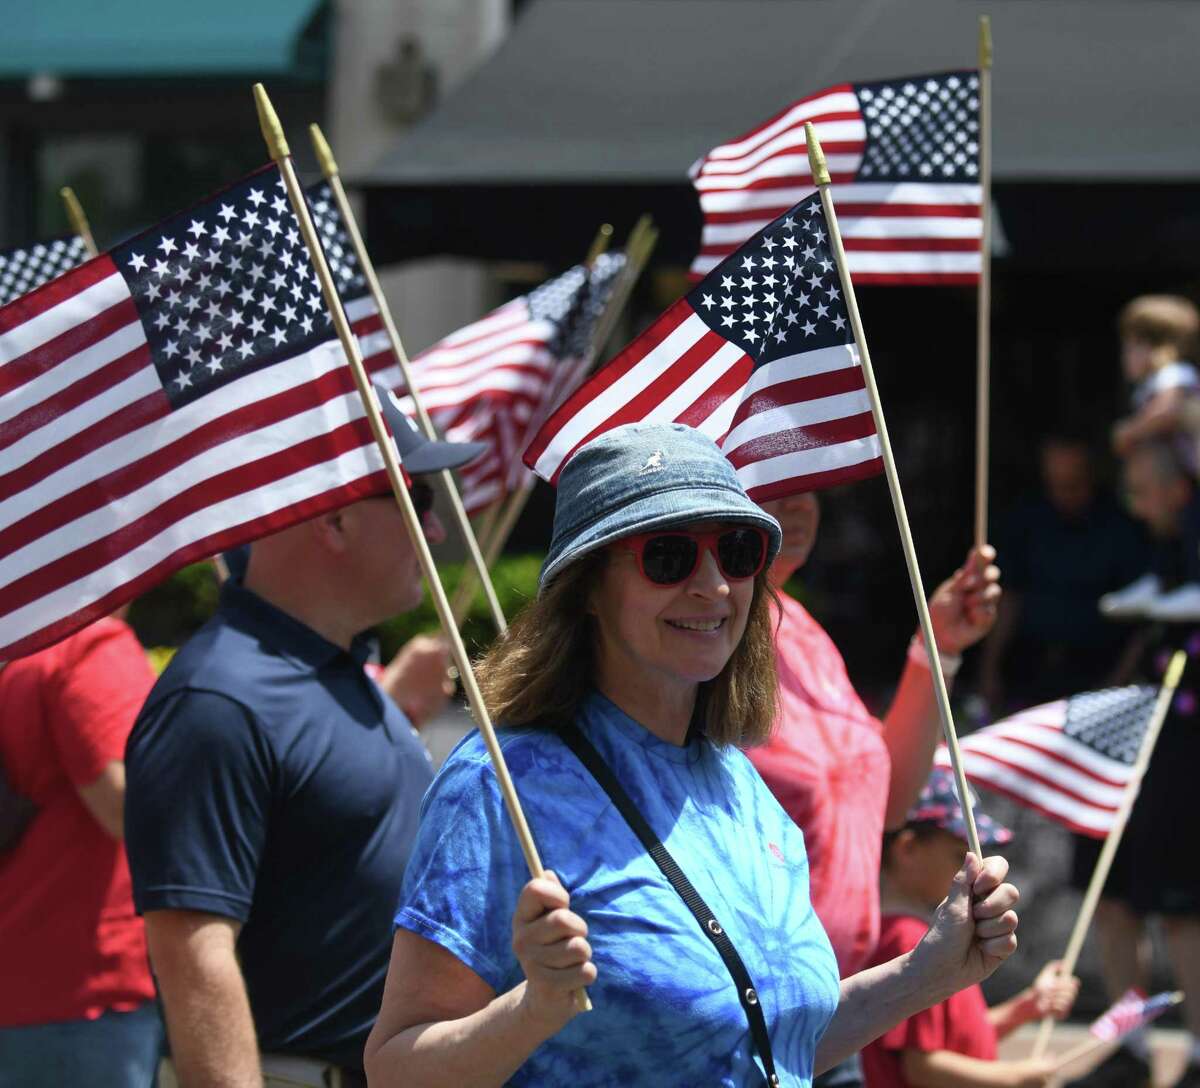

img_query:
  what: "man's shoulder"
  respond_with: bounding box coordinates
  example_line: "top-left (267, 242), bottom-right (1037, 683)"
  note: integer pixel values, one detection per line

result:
top-left (134, 615), bottom-right (266, 731)
top-left (147, 608), bottom-right (282, 697)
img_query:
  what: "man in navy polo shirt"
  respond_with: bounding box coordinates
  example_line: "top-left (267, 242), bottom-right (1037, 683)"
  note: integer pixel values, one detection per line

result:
top-left (124, 390), bottom-right (484, 1088)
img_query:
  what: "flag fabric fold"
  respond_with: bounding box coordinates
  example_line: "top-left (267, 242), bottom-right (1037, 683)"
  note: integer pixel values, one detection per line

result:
top-left (525, 192), bottom-right (883, 501)
top-left (0, 163), bottom-right (399, 661)
top-left (0, 234), bottom-right (90, 307)
top-left (933, 686), bottom-right (1160, 838)
top-left (395, 253), bottom-right (625, 513)
top-left (690, 71), bottom-right (982, 284)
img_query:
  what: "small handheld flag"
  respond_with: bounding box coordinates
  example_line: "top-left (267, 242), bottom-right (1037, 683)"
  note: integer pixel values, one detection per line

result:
top-left (933, 686), bottom-right (1162, 838)
top-left (0, 235), bottom-right (89, 307)
top-left (1090, 989), bottom-right (1181, 1044)
top-left (525, 192), bottom-right (882, 501)
top-left (690, 70), bottom-right (982, 284)
top-left (402, 255), bottom-right (625, 513)
top-left (0, 163), bottom-right (402, 660)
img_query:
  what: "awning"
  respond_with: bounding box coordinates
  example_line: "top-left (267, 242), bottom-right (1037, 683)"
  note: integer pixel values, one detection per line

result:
top-left (0, 0), bottom-right (328, 80)
top-left (357, 0), bottom-right (1200, 266)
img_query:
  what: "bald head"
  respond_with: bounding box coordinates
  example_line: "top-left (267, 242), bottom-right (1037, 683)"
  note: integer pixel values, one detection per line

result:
top-left (1124, 442), bottom-right (1194, 538)
top-left (244, 495), bottom-right (444, 648)
top-left (1040, 437), bottom-right (1095, 519)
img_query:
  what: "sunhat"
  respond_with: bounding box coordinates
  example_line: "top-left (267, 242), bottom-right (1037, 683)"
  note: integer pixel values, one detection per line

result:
top-left (539, 422), bottom-right (781, 590)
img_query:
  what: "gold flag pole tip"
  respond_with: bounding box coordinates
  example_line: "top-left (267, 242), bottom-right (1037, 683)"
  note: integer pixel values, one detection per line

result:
top-left (979, 15), bottom-right (993, 70)
top-left (586, 224), bottom-right (614, 265)
top-left (804, 123), bottom-right (831, 186)
top-left (60, 186), bottom-right (99, 257)
top-left (253, 83), bottom-right (291, 160)
top-left (310, 123), bottom-right (338, 179)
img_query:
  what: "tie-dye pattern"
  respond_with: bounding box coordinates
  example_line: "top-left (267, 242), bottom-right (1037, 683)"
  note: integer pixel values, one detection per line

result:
top-left (396, 692), bottom-right (840, 1085)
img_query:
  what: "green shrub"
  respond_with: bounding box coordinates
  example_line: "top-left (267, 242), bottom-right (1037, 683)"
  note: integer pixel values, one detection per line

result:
top-left (376, 554), bottom-right (542, 660)
top-left (126, 560), bottom-right (222, 649)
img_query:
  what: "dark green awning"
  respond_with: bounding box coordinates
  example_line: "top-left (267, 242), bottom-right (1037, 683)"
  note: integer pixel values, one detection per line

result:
top-left (0, 1), bottom-right (327, 80)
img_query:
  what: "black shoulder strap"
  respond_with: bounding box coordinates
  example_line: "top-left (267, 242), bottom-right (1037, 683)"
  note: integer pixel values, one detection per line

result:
top-left (558, 722), bottom-right (779, 1087)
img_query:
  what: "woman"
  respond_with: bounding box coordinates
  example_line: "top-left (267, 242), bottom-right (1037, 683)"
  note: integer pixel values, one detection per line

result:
top-left (365, 422), bottom-right (1019, 1087)
top-left (750, 494), bottom-right (1000, 1087)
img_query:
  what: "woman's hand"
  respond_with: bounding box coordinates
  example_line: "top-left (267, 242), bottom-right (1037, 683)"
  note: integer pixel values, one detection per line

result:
top-left (511, 872), bottom-right (597, 1034)
top-left (928, 546), bottom-right (1001, 655)
top-left (911, 853), bottom-right (1019, 996)
top-left (1030, 959), bottom-right (1080, 1020)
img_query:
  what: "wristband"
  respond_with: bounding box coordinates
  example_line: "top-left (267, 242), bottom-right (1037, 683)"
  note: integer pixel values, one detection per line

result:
top-left (907, 633), bottom-right (962, 679)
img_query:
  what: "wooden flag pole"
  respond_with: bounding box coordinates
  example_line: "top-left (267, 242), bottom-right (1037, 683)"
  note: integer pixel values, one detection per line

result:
top-left (60, 186), bottom-right (98, 257)
top-left (1051, 993), bottom-right (1184, 1073)
top-left (585, 214), bottom-right (656, 366)
top-left (806, 122), bottom-right (982, 859)
top-left (974, 15), bottom-right (993, 548)
top-left (1031, 651), bottom-right (1188, 1058)
top-left (252, 85), bottom-right (588, 1012)
top-left (447, 223), bottom-right (614, 626)
top-left (309, 124), bottom-right (507, 637)
top-left (451, 217), bottom-right (660, 625)
top-left (586, 223), bottom-right (614, 265)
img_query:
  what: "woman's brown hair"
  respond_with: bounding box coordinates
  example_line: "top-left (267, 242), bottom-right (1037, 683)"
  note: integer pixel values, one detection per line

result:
top-left (475, 548), bottom-right (779, 747)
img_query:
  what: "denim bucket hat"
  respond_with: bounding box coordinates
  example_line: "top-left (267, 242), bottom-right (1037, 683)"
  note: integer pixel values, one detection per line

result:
top-left (539, 422), bottom-right (782, 591)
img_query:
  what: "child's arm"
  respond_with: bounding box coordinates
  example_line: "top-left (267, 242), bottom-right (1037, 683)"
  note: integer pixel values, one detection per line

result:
top-left (900, 1049), bottom-right (1056, 1088)
top-left (987, 960), bottom-right (1080, 1039)
top-left (1113, 386), bottom-right (1192, 455)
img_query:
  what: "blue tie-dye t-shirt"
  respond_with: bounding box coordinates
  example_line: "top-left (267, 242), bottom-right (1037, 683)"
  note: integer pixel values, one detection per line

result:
top-left (396, 692), bottom-right (840, 1086)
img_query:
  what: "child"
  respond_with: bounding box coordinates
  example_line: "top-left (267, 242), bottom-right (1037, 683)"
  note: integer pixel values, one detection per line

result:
top-left (1101, 294), bottom-right (1200, 620)
top-left (861, 769), bottom-right (1080, 1088)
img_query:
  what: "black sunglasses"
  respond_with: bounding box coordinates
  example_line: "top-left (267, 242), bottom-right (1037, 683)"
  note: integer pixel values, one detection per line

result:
top-left (617, 527), bottom-right (769, 586)
top-left (410, 481), bottom-right (435, 519)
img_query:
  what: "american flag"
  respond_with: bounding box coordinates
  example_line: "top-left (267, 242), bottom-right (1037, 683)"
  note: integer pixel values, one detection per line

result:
top-left (690, 71), bottom-right (982, 284)
top-left (305, 181), bottom-right (398, 382)
top-left (933, 686), bottom-right (1160, 838)
top-left (525, 192), bottom-right (883, 500)
top-left (0, 163), bottom-right (399, 661)
top-left (398, 253), bottom-right (625, 513)
top-left (0, 234), bottom-right (90, 307)
top-left (1090, 989), bottom-right (1179, 1043)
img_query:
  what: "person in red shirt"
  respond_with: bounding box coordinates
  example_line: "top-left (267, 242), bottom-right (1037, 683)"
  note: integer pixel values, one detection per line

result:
top-left (749, 494), bottom-right (1001, 1087)
top-left (862, 768), bottom-right (1079, 1088)
top-left (0, 614), bottom-right (162, 1088)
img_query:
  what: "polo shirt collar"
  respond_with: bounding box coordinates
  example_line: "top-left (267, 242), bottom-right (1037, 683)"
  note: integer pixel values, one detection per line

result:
top-left (218, 582), bottom-right (373, 669)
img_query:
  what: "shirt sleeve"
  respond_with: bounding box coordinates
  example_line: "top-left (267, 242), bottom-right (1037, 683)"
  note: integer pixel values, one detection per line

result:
top-left (124, 687), bottom-right (274, 922)
top-left (1151, 362), bottom-right (1200, 394)
top-left (47, 620), bottom-right (156, 787)
top-left (394, 752), bottom-right (529, 994)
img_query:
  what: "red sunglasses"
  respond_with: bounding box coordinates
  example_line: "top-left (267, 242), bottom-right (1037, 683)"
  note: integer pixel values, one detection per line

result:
top-left (616, 526), bottom-right (769, 587)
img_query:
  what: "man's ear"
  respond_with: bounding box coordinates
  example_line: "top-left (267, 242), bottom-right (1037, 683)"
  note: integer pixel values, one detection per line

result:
top-left (310, 507), bottom-right (350, 555)
top-left (889, 828), bottom-right (919, 863)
